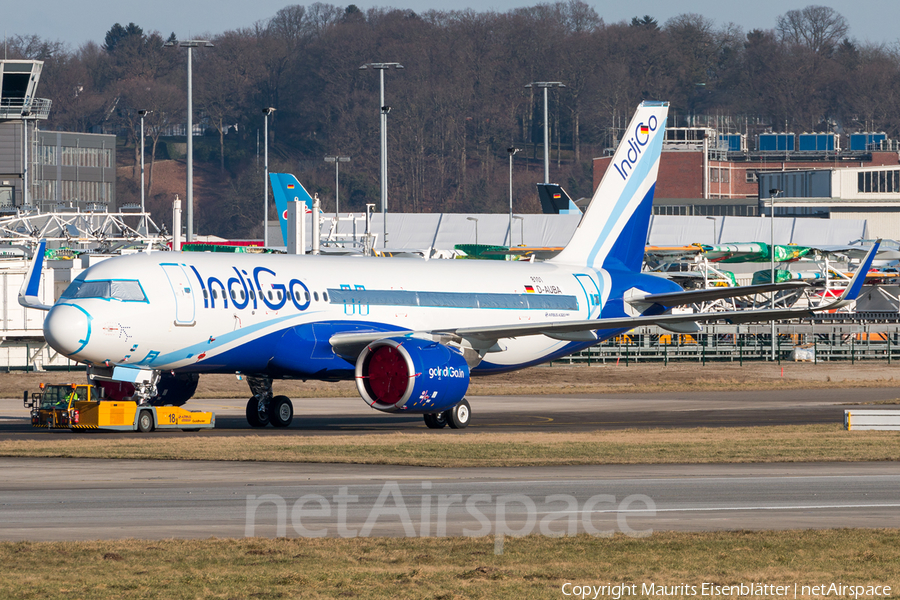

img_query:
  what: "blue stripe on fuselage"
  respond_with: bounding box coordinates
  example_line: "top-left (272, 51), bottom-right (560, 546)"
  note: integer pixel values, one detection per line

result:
top-left (172, 320), bottom-right (407, 378)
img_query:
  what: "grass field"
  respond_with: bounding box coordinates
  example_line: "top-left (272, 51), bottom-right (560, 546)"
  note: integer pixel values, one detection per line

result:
top-left (6, 364), bottom-right (899, 597)
top-left (1, 424), bottom-right (898, 466)
top-left (2, 530), bottom-right (898, 599)
top-left (8, 361), bottom-right (900, 400)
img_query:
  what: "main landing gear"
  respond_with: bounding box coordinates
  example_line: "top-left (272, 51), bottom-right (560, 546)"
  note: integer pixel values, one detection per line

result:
top-left (423, 398), bottom-right (470, 430)
top-left (245, 376), bottom-right (293, 428)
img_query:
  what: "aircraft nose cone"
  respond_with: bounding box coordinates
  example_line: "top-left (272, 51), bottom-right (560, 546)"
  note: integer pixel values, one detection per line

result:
top-left (43, 304), bottom-right (91, 357)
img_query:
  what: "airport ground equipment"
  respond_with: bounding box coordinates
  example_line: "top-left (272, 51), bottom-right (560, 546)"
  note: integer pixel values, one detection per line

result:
top-left (24, 383), bottom-right (214, 432)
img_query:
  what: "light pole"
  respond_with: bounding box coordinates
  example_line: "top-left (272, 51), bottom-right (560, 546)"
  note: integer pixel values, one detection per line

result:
top-left (138, 109), bottom-right (150, 231)
top-left (769, 188), bottom-right (783, 360)
top-left (324, 156), bottom-right (350, 214)
top-left (360, 62), bottom-right (403, 248)
top-left (165, 38), bottom-right (214, 242)
top-left (467, 216), bottom-right (479, 246)
top-left (513, 215), bottom-right (525, 246)
top-left (22, 114), bottom-right (29, 209)
top-left (525, 81), bottom-right (565, 184)
top-left (705, 216), bottom-right (716, 244)
top-left (507, 147), bottom-right (521, 246)
top-left (262, 107), bottom-right (276, 247)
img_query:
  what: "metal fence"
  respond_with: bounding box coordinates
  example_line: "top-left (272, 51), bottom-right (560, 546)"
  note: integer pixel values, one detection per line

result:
top-left (559, 323), bottom-right (900, 365)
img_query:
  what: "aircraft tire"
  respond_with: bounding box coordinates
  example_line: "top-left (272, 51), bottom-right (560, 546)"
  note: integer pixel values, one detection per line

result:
top-left (246, 397), bottom-right (270, 428)
top-left (271, 396), bottom-right (293, 428)
top-left (137, 410), bottom-right (154, 433)
top-left (423, 412), bottom-right (447, 429)
top-left (446, 399), bottom-right (470, 429)
top-left (150, 372), bottom-right (199, 407)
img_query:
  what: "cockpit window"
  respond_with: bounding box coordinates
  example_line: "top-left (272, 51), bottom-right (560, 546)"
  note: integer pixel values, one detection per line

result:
top-left (60, 279), bottom-right (147, 302)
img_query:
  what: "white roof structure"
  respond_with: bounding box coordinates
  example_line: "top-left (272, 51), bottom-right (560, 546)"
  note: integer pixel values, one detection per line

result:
top-left (647, 215), bottom-right (867, 247)
top-left (268, 213), bottom-right (867, 252)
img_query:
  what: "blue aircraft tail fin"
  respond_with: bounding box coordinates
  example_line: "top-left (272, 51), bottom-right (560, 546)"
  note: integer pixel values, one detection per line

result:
top-left (18, 239), bottom-right (51, 311)
top-left (269, 173), bottom-right (315, 246)
top-left (550, 101), bottom-right (669, 272)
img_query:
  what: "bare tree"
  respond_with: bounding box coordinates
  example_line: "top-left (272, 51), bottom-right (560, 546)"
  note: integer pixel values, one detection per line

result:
top-left (196, 31), bottom-right (255, 172)
top-left (142, 83), bottom-right (185, 198)
top-left (776, 5), bottom-right (849, 54)
top-left (117, 77), bottom-right (184, 196)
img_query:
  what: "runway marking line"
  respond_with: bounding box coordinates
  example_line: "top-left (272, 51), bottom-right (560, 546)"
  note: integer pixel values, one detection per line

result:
top-left (576, 503), bottom-right (900, 514)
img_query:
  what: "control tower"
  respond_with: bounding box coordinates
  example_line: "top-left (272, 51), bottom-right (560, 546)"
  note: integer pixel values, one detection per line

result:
top-left (0, 59), bottom-right (51, 209)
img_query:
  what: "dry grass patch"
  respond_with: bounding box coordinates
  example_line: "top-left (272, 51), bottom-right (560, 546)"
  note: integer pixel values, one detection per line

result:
top-left (0, 425), bottom-right (898, 466)
top-left (1, 530), bottom-right (899, 599)
top-left (8, 362), bottom-right (900, 400)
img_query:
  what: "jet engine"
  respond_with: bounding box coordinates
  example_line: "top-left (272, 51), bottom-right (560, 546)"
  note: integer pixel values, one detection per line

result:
top-left (355, 337), bottom-right (469, 413)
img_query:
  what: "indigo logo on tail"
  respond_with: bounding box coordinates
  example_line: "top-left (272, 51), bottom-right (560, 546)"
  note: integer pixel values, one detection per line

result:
top-left (613, 115), bottom-right (659, 181)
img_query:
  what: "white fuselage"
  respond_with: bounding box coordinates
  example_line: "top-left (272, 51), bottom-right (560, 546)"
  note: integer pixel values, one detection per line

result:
top-left (43, 251), bottom-right (617, 377)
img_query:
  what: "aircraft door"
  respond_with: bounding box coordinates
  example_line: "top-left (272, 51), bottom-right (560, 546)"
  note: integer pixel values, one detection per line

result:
top-left (574, 273), bottom-right (602, 319)
top-left (161, 264), bottom-right (196, 325)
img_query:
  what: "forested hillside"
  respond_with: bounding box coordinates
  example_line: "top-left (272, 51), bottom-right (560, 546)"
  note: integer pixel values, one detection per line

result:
top-left (7, 2), bottom-right (900, 238)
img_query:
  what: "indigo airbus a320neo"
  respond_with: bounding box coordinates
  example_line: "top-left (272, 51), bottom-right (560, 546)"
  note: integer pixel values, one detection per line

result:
top-left (20, 102), bottom-right (878, 429)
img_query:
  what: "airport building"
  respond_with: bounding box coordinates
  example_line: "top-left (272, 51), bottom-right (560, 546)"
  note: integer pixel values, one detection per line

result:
top-left (594, 128), bottom-right (900, 235)
top-left (0, 59), bottom-right (156, 370)
top-left (0, 59), bottom-right (116, 213)
top-left (757, 166), bottom-right (900, 239)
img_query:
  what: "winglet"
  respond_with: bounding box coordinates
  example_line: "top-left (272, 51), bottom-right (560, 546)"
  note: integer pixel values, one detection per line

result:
top-left (831, 239), bottom-right (880, 308)
top-left (18, 239), bottom-right (52, 311)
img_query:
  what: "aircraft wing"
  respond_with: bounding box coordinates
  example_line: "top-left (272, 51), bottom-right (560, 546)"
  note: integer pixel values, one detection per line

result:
top-left (329, 241), bottom-right (880, 352)
top-left (18, 240), bottom-right (52, 311)
top-left (634, 280), bottom-right (809, 308)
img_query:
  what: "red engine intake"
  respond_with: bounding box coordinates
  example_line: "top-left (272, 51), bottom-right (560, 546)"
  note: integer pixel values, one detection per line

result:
top-left (363, 344), bottom-right (410, 406)
top-left (355, 337), bottom-right (470, 413)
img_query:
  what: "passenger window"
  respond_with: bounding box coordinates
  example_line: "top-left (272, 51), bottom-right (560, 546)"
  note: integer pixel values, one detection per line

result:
top-left (323, 292), bottom-right (328, 302)
top-left (314, 292), bottom-right (319, 302)
top-left (305, 291), bottom-right (310, 302)
top-left (230, 290), bottom-right (236, 300)
top-left (268, 291), bottom-right (273, 300)
top-left (203, 290), bottom-right (208, 300)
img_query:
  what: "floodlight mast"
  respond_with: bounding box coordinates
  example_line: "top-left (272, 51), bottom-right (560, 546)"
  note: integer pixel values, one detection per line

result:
top-left (138, 109), bottom-right (151, 233)
top-left (466, 216), bottom-right (479, 246)
top-left (164, 38), bottom-right (214, 243)
top-left (360, 62), bottom-right (403, 248)
top-left (324, 156), bottom-right (351, 215)
top-left (262, 107), bottom-right (276, 247)
top-left (769, 188), bottom-right (783, 361)
top-left (525, 82), bottom-right (565, 184)
top-left (507, 147), bottom-right (521, 246)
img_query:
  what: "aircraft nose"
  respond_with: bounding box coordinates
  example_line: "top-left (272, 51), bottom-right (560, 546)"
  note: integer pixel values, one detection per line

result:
top-left (43, 304), bottom-right (91, 356)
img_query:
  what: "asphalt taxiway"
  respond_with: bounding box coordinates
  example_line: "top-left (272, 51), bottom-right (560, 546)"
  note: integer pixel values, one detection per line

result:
top-left (2, 386), bottom-right (898, 438)
top-left (3, 387), bottom-right (899, 541)
top-left (1, 459), bottom-right (898, 541)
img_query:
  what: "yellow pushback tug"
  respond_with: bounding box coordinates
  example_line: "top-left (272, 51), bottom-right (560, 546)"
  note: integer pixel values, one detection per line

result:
top-left (25, 384), bottom-right (215, 432)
